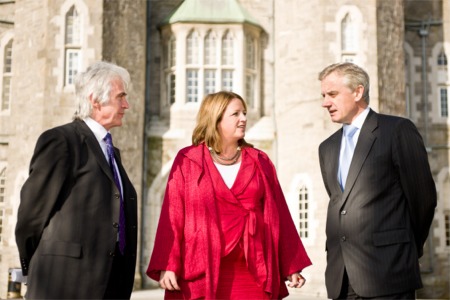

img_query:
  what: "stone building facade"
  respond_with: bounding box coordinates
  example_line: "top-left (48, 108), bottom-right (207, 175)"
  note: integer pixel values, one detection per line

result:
top-left (0, 0), bottom-right (448, 298)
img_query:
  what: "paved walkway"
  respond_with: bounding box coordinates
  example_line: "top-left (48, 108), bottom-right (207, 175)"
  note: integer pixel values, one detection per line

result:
top-left (131, 288), bottom-right (321, 299)
top-left (131, 288), bottom-right (165, 299)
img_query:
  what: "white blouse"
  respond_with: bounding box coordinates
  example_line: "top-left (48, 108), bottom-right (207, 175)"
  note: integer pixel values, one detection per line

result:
top-left (214, 162), bottom-right (241, 189)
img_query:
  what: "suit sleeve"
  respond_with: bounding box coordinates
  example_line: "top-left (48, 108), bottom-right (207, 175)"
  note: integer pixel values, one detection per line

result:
top-left (146, 153), bottom-right (186, 281)
top-left (393, 119), bottom-right (437, 257)
top-left (318, 143), bottom-right (332, 197)
top-left (15, 129), bottom-right (71, 275)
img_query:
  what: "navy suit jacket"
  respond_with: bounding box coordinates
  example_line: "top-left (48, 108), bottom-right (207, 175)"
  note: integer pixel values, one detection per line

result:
top-left (319, 110), bottom-right (436, 298)
top-left (15, 120), bottom-right (138, 299)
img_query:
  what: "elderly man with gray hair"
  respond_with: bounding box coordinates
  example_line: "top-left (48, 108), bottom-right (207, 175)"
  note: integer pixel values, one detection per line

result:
top-left (16, 61), bottom-right (138, 299)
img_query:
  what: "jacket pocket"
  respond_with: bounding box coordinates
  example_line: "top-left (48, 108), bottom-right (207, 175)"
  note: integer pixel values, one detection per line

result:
top-left (40, 240), bottom-right (82, 258)
top-left (372, 228), bottom-right (410, 247)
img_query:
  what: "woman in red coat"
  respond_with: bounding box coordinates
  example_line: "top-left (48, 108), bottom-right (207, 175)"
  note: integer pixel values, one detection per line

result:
top-left (147, 91), bottom-right (312, 299)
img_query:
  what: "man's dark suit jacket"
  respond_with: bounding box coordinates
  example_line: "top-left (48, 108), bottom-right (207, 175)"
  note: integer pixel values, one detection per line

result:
top-left (15, 119), bottom-right (138, 299)
top-left (319, 110), bottom-right (436, 298)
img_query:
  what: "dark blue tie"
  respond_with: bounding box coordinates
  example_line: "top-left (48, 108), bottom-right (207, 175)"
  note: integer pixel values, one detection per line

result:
top-left (104, 133), bottom-right (126, 255)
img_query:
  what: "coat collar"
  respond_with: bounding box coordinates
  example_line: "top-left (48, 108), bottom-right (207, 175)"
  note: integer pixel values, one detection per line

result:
top-left (180, 143), bottom-right (271, 185)
top-left (73, 119), bottom-right (117, 184)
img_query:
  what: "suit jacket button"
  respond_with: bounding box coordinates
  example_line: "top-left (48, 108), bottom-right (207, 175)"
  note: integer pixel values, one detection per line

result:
top-left (341, 236), bottom-right (346, 242)
top-left (341, 210), bottom-right (347, 215)
top-left (113, 222), bottom-right (119, 228)
top-left (109, 251), bottom-right (115, 257)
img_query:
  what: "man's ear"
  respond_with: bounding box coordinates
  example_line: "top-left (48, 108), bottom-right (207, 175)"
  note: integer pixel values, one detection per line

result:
top-left (354, 85), bottom-right (364, 102)
top-left (89, 94), bottom-right (100, 109)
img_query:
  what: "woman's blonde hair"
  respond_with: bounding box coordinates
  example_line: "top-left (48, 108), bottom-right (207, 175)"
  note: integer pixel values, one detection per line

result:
top-left (192, 91), bottom-right (253, 153)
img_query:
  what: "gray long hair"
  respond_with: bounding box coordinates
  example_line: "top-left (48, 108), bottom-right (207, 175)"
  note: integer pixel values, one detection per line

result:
top-left (74, 61), bottom-right (130, 119)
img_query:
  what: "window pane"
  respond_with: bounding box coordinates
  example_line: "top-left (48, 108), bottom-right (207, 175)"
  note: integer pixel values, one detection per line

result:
top-left (204, 69), bottom-right (216, 95)
top-left (2, 40), bottom-right (12, 110)
top-left (0, 167), bottom-right (4, 243)
top-left (1, 76), bottom-right (11, 111)
top-left (0, 168), bottom-right (4, 203)
top-left (3, 40), bottom-right (12, 73)
top-left (0, 209), bottom-right (3, 242)
top-left (186, 69), bottom-right (199, 102)
top-left (167, 73), bottom-right (176, 105)
top-left (245, 74), bottom-right (254, 108)
top-left (246, 36), bottom-right (255, 69)
top-left (222, 31), bottom-right (234, 65)
top-left (445, 214), bottom-right (450, 246)
top-left (204, 32), bottom-right (216, 65)
top-left (440, 87), bottom-right (448, 117)
top-left (341, 14), bottom-right (356, 52)
top-left (65, 50), bottom-right (80, 85)
top-left (187, 31), bottom-right (199, 65)
top-left (222, 70), bottom-right (233, 91)
top-left (438, 50), bottom-right (448, 66)
top-left (66, 6), bottom-right (81, 45)
top-left (298, 186), bottom-right (309, 238)
top-left (169, 36), bottom-right (176, 67)
top-left (341, 55), bottom-right (355, 63)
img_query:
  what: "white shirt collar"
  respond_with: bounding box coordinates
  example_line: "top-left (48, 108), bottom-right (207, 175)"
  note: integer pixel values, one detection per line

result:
top-left (83, 117), bottom-right (109, 142)
top-left (347, 106), bottom-right (370, 130)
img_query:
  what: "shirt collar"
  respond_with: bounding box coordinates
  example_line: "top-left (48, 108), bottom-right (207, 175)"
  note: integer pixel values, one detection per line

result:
top-left (347, 106), bottom-right (370, 130)
top-left (83, 117), bottom-right (109, 143)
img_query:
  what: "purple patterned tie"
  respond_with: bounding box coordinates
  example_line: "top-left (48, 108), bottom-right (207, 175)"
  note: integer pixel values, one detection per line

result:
top-left (104, 133), bottom-right (126, 255)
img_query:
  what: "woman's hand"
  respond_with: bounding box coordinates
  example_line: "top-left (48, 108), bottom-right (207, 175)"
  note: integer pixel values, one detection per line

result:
top-left (159, 270), bottom-right (180, 291)
top-left (287, 272), bottom-right (306, 288)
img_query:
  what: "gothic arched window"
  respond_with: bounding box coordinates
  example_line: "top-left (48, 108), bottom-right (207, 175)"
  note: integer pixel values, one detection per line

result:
top-left (64, 6), bottom-right (81, 86)
top-left (1, 39), bottom-right (12, 111)
top-left (438, 49), bottom-right (448, 66)
top-left (437, 48), bottom-right (449, 118)
top-left (341, 13), bottom-right (357, 62)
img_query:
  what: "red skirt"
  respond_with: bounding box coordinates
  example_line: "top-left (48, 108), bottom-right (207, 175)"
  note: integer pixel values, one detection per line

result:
top-left (164, 245), bottom-right (269, 299)
top-left (215, 245), bottom-right (269, 300)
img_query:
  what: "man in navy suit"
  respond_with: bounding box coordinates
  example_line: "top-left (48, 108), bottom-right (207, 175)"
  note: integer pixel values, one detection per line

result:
top-left (16, 61), bottom-right (138, 299)
top-left (318, 62), bottom-right (436, 299)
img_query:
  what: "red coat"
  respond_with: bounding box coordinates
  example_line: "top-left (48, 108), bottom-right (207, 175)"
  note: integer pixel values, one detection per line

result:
top-left (147, 144), bottom-right (311, 299)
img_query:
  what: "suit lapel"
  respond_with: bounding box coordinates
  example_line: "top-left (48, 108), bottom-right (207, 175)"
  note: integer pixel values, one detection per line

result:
top-left (328, 131), bottom-right (344, 195)
top-left (114, 149), bottom-right (131, 194)
top-left (74, 120), bottom-right (116, 184)
top-left (341, 110), bottom-right (378, 205)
